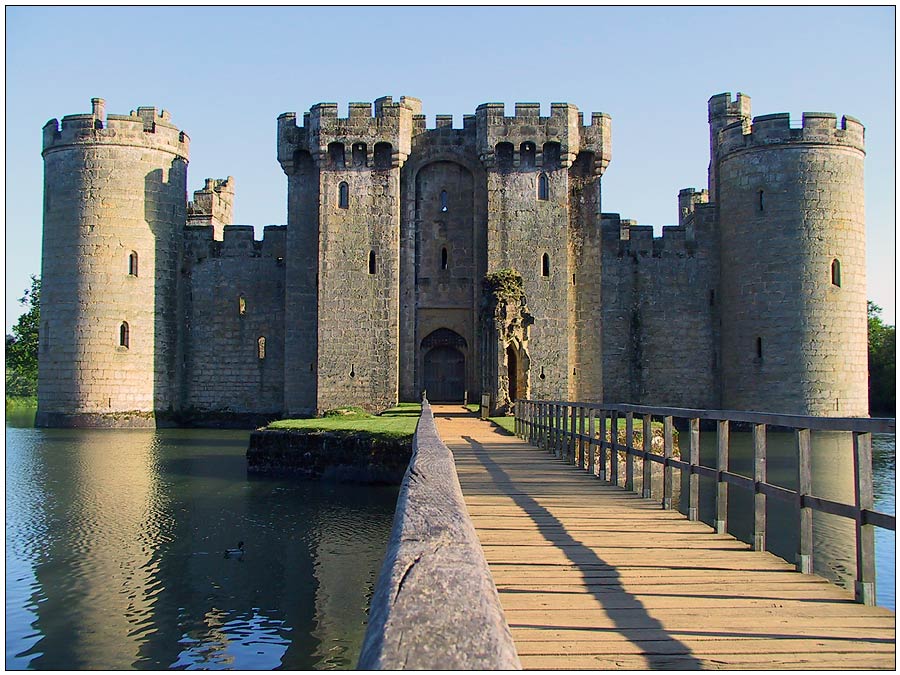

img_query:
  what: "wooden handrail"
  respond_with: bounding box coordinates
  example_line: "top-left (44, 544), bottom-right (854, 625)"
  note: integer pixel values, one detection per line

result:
top-left (515, 399), bottom-right (895, 606)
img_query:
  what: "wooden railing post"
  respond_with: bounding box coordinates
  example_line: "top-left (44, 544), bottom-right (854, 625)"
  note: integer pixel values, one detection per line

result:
top-left (753, 423), bottom-right (767, 552)
top-left (796, 428), bottom-right (813, 574)
top-left (642, 414), bottom-right (652, 499)
top-left (715, 420), bottom-right (729, 535)
top-left (588, 408), bottom-right (596, 476)
top-left (662, 416), bottom-right (674, 509)
top-left (569, 405), bottom-right (577, 464)
top-left (556, 404), bottom-right (563, 459)
top-left (688, 418), bottom-right (700, 521)
top-left (625, 412), bottom-right (635, 491)
top-left (610, 411), bottom-right (619, 487)
top-left (578, 406), bottom-right (586, 470)
top-left (598, 412), bottom-right (607, 482)
top-left (853, 431), bottom-right (876, 605)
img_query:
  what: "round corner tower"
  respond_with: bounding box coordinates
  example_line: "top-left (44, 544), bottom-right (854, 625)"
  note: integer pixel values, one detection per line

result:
top-left (713, 95), bottom-right (868, 416)
top-left (37, 98), bottom-right (190, 427)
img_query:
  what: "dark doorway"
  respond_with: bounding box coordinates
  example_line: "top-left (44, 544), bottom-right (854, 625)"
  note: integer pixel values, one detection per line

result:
top-left (506, 344), bottom-right (518, 402)
top-left (424, 346), bottom-right (465, 402)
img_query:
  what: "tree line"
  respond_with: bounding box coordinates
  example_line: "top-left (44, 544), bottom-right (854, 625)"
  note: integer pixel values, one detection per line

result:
top-left (4, 276), bottom-right (897, 415)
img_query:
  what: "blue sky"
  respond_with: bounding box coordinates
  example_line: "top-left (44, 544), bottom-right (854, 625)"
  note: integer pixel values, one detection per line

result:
top-left (6, 6), bottom-right (896, 329)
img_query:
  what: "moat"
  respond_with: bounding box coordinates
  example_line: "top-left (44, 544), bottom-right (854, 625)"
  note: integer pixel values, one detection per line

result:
top-left (5, 409), bottom-right (398, 670)
top-left (5, 408), bottom-right (895, 670)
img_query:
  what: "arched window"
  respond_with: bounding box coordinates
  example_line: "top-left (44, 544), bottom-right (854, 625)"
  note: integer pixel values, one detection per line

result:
top-left (369, 250), bottom-right (377, 275)
top-left (831, 259), bottom-right (842, 287)
top-left (542, 142), bottom-right (561, 170)
top-left (495, 142), bottom-right (514, 171)
top-left (328, 142), bottom-right (346, 168)
top-left (338, 182), bottom-right (349, 209)
top-left (520, 142), bottom-right (536, 168)
top-left (440, 189), bottom-right (448, 212)
top-left (441, 246), bottom-right (448, 270)
top-left (374, 142), bottom-right (392, 169)
top-left (239, 295), bottom-right (246, 315)
top-left (537, 173), bottom-right (549, 201)
top-left (542, 253), bottom-right (550, 277)
top-left (128, 251), bottom-right (138, 276)
top-left (352, 142), bottom-right (367, 167)
top-left (119, 322), bottom-right (130, 349)
top-left (257, 336), bottom-right (266, 360)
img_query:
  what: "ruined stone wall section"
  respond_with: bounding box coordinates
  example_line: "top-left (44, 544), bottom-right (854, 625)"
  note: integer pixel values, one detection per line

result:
top-left (717, 111), bottom-right (867, 416)
top-left (37, 99), bottom-right (188, 427)
top-left (181, 225), bottom-right (286, 413)
top-left (600, 209), bottom-right (720, 408)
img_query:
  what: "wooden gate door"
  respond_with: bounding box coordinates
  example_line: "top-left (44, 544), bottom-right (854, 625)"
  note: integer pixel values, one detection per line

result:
top-left (424, 346), bottom-right (465, 402)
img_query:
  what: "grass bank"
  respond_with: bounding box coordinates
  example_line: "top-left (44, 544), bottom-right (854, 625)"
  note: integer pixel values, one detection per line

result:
top-left (6, 395), bottom-right (37, 409)
top-left (266, 403), bottom-right (422, 442)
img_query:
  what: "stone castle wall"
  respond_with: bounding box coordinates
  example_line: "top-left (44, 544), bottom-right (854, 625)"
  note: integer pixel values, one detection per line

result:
top-left (37, 99), bottom-right (188, 427)
top-left (717, 110), bottom-right (868, 416)
top-left (36, 93), bottom-right (871, 426)
top-left (181, 225), bottom-right (286, 414)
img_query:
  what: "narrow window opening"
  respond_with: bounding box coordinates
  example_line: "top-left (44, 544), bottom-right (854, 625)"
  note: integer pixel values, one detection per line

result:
top-left (440, 189), bottom-right (448, 212)
top-left (119, 322), bottom-right (130, 349)
top-left (572, 273), bottom-right (576, 286)
top-left (352, 142), bottom-right (367, 167)
top-left (539, 366), bottom-right (546, 380)
top-left (520, 142), bottom-right (536, 168)
top-left (328, 142), bottom-right (346, 168)
top-left (349, 364), bottom-right (356, 378)
top-left (541, 253), bottom-right (550, 277)
top-left (128, 251), bottom-right (138, 276)
top-left (338, 182), bottom-right (349, 209)
top-left (441, 247), bottom-right (448, 270)
top-left (374, 142), bottom-right (392, 170)
top-left (257, 336), bottom-right (266, 359)
top-left (756, 336), bottom-right (763, 359)
top-left (239, 295), bottom-right (246, 315)
top-left (709, 289), bottom-right (716, 306)
top-left (831, 258), bottom-right (842, 287)
top-left (369, 250), bottom-right (377, 274)
top-left (538, 172), bottom-right (549, 201)
top-left (758, 189), bottom-right (764, 212)
top-left (496, 142), bottom-right (514, 171)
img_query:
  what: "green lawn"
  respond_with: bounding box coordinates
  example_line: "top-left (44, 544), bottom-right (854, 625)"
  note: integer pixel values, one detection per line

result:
top-left (267, 403), bottom-right (422, 441)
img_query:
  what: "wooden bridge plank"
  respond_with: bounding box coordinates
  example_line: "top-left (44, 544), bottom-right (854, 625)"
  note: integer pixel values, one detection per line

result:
top-left (433, 405), bottom-right (896, 671)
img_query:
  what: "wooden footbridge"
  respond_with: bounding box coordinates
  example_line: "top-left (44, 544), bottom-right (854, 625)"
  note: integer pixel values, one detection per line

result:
top-left (359, 400), bottom-right (895, 670)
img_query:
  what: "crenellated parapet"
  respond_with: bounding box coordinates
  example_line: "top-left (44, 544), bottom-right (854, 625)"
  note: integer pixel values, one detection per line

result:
top-left (184, 224), bottom-right (287, 263)
top-left (277, 96), bottom-right (421, 174)
top-left (718, 111), bottom-right (865, 158)
top-left (475, 102), bottom-right (610, 174)
top-left (601, 214), bottom-right (700, 255)
top-left (187, 176), bottom-right (235, 239)
top-left (42, 98), bottom-right (189, 160)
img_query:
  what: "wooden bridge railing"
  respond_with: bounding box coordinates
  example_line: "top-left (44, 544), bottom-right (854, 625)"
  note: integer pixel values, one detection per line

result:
top-left (514, 399), bottom-right (895, 606)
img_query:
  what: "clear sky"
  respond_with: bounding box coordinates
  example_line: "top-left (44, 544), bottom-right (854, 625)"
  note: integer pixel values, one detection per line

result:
top-left (5, 6), bottom-right (896, 330)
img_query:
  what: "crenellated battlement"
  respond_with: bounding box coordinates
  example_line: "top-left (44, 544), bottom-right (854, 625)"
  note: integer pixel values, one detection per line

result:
top-left (42, 98), bottom-right (189, 159)
top-left (601, 214), bottom-right (701, 255)
top-left (184, 224), bottom-right (287, 262)
top-left (718, 110), bottom-right (865, 157)
top-left (475, 101), bottom-right (611, 173)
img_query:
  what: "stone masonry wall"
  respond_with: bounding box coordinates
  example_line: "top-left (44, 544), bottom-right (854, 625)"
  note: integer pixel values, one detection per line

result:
top-left (717, 112), bottom-right (867, 416)
top-left (182, 225), bottom-right (286, 413)
top-left (601, 209), bottom-right (720, 408)
top-left (37, 101), bottom-right (188, 426)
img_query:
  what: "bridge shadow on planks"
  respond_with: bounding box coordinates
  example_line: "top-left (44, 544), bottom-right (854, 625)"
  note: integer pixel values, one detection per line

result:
top-left (460, 434), bottom-right (705, 670)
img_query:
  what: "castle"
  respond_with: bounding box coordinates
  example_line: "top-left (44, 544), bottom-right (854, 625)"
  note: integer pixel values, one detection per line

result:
top-left (35, 92), bottom-right (869, 427)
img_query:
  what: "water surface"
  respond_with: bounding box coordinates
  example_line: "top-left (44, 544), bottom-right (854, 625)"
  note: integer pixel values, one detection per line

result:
top-left (6, 417), bottom-right (398, 670)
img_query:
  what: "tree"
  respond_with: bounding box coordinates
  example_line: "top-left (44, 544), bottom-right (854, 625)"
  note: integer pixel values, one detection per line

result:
top-left (6, 276), bottom-right (40, 398)
top-left (867, 301), bottom-right (895, 416)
